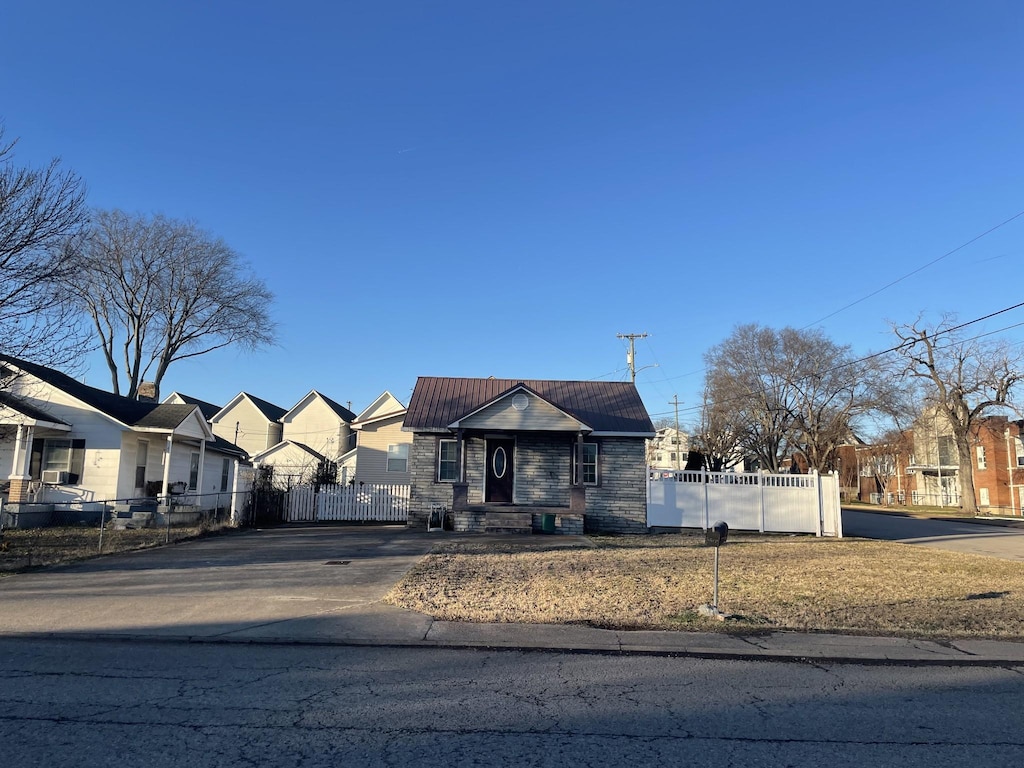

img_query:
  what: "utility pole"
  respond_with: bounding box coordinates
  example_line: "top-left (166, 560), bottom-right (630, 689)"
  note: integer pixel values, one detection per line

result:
top-left (670, 394), bottom-right (682, 470)
top-left (617, 332), bottom-right (648, 383)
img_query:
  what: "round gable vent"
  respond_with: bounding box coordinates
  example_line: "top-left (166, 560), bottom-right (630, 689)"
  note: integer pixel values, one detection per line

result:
top-left (512, 393), bottom-right (529, 411)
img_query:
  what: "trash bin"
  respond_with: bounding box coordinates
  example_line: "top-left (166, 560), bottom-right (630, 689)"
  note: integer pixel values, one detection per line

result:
top-left (542, 513), bottom-right (556, 534)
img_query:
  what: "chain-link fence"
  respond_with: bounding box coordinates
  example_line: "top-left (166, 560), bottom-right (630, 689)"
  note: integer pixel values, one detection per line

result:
top-left (0, 490), bottom-right (255, 573)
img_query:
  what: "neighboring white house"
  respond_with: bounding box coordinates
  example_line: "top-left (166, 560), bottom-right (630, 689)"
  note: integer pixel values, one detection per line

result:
top-left (209, 392), bottom-right (288, 460)
top-left (249, 440), bottom-right (327, 488)
top-left (250, 390), bottom-right (356, 487)
top-left (280, 390), bottom-right (356, 460)
top-left (0, 354), bottom-right (247, 511)
top-left (339, 391), bottom-right (411, 485)
top-left (647, 426), bottom-right (690, 470)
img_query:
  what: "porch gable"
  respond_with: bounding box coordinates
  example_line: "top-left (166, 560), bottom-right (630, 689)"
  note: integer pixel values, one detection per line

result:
top-left (449, 386), bottom-right (591, 433)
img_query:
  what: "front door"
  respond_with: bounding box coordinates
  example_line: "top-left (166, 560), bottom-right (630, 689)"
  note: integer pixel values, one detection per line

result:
top-left (485, 439), bottom-right (515, 503)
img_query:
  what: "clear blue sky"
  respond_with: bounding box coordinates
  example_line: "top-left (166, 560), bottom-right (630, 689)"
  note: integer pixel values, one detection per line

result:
top-left (4, 1), bottom-right (1023, 426)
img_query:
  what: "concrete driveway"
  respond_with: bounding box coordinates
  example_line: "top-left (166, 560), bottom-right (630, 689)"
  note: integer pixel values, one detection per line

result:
top-left (0, 525), bottom-right (439, 644)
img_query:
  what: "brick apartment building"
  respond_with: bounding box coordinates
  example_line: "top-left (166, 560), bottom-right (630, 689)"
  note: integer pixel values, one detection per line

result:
top-left (847, 414), bottom-right (1024, 516)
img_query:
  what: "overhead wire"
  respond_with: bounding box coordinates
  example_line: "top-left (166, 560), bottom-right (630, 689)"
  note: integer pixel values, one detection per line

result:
top-left (638, 335), bottom-right (674, 404)
top-left (800, 208), bottom-right (1024, 329)
top-left (648, 208), bottom-right (1024, 387)
top-left (644, 300), bottom-right (1024, 421)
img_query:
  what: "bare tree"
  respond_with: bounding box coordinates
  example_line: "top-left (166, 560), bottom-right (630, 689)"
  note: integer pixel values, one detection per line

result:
top-left (704, 325), bottom-right (793, 472)
top-left (786, 335), bottom-right (897, 473)
top-left (859, 428), bottom-right (916, 503)
top-left (67, 210), bottom-right (276, 400)
top-left (0, 125), bottom-right (89, 371)
top-left (889, 315), bottom-right (1024, 516)
top-left (704, 324), bottom-right (892, 473)
top-left (689, 385), bottom-right (743, 471)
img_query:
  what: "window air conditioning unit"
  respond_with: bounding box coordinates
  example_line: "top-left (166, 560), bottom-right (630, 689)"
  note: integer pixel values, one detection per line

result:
top-left (41, 470), bottom-right (69, 485)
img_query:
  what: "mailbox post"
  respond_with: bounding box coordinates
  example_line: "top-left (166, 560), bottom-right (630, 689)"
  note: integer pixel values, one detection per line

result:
top-left (701, 521), bottom-right (729, 618)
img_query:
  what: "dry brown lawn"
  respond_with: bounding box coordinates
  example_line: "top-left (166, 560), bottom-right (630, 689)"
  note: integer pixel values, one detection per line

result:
top-left (0, 524), bottom-right (224, 573)
top-left (383, 533), bottom-right (1024, 640)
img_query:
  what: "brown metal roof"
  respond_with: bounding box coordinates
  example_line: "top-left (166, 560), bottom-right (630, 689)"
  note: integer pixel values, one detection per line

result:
top-left (404, 377), bottom-right (655, 435)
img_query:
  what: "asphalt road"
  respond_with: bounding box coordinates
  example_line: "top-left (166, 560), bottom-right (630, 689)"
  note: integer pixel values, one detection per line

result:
top-left (3, 638), bottom-right (1024, 768)
top-left (842, 509), bottom-right (1024, 561)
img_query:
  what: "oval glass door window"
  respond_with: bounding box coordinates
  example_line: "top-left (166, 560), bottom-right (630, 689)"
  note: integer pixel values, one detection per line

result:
top-left (492, 447), bottom-right (507, 478)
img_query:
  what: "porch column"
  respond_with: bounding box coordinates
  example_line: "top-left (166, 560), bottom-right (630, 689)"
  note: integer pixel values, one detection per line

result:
top-left (575, 432), bottom-right (583, 487)
top-left (456, 429), bottom-right (465, 483)
top-left (571, 431), bottom-right (586, 514)
top-left (230, 459), bottom-right (243, 526)
top-left (161, 435), bottom-right (173, 501)
top-left (196, 439), bottom-right (207, 506)
top-left (451, 429), bottom-right (468, 512)
top-left (7, 424), bottom-right (34, 503)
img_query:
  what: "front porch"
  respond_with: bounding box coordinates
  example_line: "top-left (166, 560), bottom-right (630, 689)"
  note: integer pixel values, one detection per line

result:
top-left (448, 503), bottom-right (585, 535)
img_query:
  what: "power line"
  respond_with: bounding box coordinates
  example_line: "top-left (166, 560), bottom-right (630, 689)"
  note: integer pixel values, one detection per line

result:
top-left (800, 207), bottom-right (1024, 329)
top-left (640, 335), bottom-right (675, 403)
top-left (649, 209), bottom-right (1024, 388)
top-left (646, 300), bottom-right (1024, 421)
top-left (587, 366), bottom-right (630, 381)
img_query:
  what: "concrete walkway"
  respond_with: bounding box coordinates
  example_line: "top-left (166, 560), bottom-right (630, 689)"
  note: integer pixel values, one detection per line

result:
top-left (1, 525), bottom-right (1022, 665)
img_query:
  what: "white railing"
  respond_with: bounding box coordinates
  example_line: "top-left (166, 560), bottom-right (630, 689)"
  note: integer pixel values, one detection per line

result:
top-left (287, 483), bottom-right (410, 523)
top-left (647, 469), bottom-right (842, 537)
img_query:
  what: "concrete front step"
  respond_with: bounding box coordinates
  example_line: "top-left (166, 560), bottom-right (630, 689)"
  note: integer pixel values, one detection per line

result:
top-left (483, 512), bottom-right (532, 534)
top-left (484, 528), bottom-right (533, 534)
top-left (450, 507), bottom-right (578, 534)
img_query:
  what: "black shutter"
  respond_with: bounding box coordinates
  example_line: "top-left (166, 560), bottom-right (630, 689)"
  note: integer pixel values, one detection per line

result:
top-left (69, 439), bottom-right (86, 484)
top-left (29, 439), bottom-right (43, 480)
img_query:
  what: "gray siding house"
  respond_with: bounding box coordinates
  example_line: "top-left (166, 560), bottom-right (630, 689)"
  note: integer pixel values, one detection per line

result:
top-left (403, 377), bottom-right (654, 534)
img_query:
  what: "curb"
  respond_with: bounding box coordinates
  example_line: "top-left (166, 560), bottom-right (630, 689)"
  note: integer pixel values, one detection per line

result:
top-left (2, 628), bottom-right (1023, 667)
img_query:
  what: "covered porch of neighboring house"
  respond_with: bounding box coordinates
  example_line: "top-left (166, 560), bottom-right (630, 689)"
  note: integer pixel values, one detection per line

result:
top-left (1, 399), bottom-right (224, 526)
top-left (908, 465), bottom-right (962, 507)
top-left (120, 415), bottom-right (224, 526)
top-left (1, 402), bottom-right (73, 504)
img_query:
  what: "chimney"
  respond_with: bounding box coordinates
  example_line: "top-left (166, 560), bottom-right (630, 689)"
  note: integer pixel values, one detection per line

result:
top-left (137, 381), bottom-right (157, 402)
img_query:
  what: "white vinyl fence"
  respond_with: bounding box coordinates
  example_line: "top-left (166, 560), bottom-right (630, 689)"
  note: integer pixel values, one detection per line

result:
top-left (287, 483), bottom-right (410, 523)
top-left (647, 469), bottom-right (842, 537)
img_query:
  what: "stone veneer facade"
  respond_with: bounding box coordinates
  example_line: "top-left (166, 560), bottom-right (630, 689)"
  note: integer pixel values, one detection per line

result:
top-left (580, 438), bottom-right (648, 534)
top-left (408, 432), bottom-right (648, 534)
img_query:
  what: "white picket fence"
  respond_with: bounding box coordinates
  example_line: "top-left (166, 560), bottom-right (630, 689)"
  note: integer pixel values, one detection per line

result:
top-left (647, 469), bottom-right (842, 537)
top-left (287, 483), bottom-right (410, 523)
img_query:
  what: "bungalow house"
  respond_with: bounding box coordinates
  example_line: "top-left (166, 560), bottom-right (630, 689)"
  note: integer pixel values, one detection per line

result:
top-left (340, 391), bottom-right (411, 485)
top-left (403, 376), bottom-right (655, 534)
top-left (250, 390), bottom-right (356, 487)
top-left (0, 354), bottom-right (248, 516)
